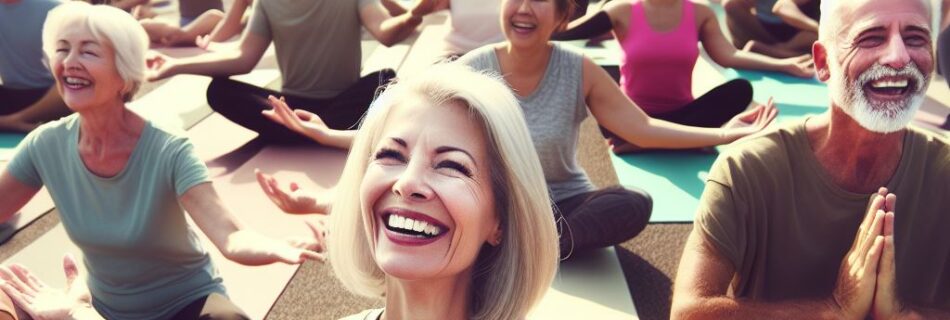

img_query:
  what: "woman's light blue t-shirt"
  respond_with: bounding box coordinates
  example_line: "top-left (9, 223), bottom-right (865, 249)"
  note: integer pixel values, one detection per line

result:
top-left (7, 114), bottom-right (225, 320)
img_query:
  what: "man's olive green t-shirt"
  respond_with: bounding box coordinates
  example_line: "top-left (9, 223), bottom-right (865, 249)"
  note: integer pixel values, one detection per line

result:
top-left (697, 120), bottom-right (950, 308)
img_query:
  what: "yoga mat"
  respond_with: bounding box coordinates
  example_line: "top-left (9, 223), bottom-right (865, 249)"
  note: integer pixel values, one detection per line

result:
top-left (0, 162), bottom-right (55, 244)
top-left (532, 247), bottom-right (639, 319)
top-left (4, 114), bottom-right (346, 319)
top-left (0, 133), bottom-right (25, 161)
top-left (129, 69), bottom-right (281, 131)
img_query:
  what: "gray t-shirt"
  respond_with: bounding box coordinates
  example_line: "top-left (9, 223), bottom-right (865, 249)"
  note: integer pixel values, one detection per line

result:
top-left (248, 0), bottom-right (378, 99)
top-left (7, 114), bottom-right (224, 320)
top-left (0, 0), bottom-right (60, 89)
top-left (458, 43), bottom-right (596, 202)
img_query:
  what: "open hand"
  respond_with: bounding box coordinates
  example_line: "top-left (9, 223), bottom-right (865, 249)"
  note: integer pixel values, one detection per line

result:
top-left (145, 51), bottom-right (176, 81)
top-left (262, 95), bottom-right (329, 143)
top-left (255, 169), bottom-right (327, 214)
top-left (0, 255), bottom-right (94, 320)
top-left (722, 98), bottom-right (778, 142)
top-left (784, 54), bottom-right (816, 78)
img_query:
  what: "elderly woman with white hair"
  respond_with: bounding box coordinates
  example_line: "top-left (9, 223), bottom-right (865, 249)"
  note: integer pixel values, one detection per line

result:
top-left (330, 64), bottom-right (559, 320)
top-left (0, 3), bottom-right (320, 319)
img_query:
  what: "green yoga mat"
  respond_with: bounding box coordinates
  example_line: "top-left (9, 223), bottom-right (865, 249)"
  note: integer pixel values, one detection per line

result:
top-left (0, 132), bottom-right (26, 161)
top-left (613, 70), bottom-right (828, 222)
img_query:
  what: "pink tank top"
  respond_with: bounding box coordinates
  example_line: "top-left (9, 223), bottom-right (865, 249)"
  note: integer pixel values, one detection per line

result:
top-left (619, 1), bottom-right (699, 115)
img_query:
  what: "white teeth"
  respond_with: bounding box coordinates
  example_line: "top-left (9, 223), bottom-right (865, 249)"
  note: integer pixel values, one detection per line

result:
top-left (64, 77), bottom-right (90, 86)
top-left (512, 22), bottom-right (535, 28)
top-left (871, 79), bottom-right (909, 89)
top-left (385, 213), bottom-right (443, 237)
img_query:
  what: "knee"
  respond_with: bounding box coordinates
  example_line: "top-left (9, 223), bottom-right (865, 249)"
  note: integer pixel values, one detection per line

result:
top-left (206, 77), bottom-right (231, 109)
top-left (605, 187), bottom-right (653, 224)
top-left (727, 79), bottom-right (754, 106)
top-left (722, 0), bottom-right (751, 15)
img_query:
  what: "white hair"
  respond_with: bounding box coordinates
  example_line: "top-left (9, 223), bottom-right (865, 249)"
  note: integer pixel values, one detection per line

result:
top-left (329, 63), bottom-right (559, 320)
top-left (42, 2), bottom-right (149, 102)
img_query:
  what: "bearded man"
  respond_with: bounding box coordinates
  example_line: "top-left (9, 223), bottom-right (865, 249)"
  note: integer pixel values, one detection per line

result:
top-left (670, 0), bottom-right (950, 318)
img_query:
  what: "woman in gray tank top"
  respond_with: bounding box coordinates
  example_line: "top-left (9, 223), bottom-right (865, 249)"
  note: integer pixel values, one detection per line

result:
top-left (456, 0), bottom-right (778, 258)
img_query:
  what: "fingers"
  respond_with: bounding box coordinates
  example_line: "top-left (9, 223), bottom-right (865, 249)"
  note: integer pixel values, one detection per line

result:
top-left (864, 235), bottom-right (885, 274)
top-left (884, 193), bottom-right (896, 214)
top-left (299, 250), bottom-right (325, 263)
top-left (878, 223), bottom-right (896, 280)
top-left (0, 267), bottom-right (34, 299)
top-left (8, 265), bottom-right (41, 292)
top-left (0, 283), bottom-right (35, 314)
top-left (63, 253), bottom-right (79, 288)
top-left (293, 109), bottom-right (315, 122)
top-left (859, 210), bottom-right (886, 265)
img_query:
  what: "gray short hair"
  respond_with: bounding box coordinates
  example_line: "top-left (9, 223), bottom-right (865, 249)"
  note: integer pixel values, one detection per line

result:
top-left (42, 2), bottom-right (149, 102)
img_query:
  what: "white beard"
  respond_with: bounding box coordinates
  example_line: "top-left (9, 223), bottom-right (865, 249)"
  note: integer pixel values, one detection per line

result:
top-left (828, 61), bottom-right (930, 133)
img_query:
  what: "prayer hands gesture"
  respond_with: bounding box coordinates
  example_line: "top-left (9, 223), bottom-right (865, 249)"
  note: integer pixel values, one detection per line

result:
top-left (722, 98), bottom-right (778, 142)
top-left (831, 188), bottom-right (919, 320)
top-left (0, 255), bottom-right (98, 320)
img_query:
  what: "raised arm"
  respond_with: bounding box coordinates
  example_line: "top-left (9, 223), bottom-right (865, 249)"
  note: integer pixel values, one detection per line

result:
top-left (202, 0), bottom-right (252, 44)
top-left (696, 4), bottom-right (814, 78)
top-left (772, 0), bottom-right (818, 33)
top-left (147, 21), bottom-right (271, 81)
top-left (359, 0), bottom-right (446, 47)
top-left (0, 171), bottom-right (41, 224)
top-left (180, 183), bottom-right (321, 266)
top-left (553, 0), bottom-right (629, 41)
top-left (582, 57), bottom-right (775, 149)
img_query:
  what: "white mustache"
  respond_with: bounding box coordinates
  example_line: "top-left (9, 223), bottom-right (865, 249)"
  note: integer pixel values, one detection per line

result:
top-left (857, 62), bottom-right (927, 92)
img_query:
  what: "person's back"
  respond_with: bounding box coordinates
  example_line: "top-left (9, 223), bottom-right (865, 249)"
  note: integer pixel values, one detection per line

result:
top-left (248, 0), bottom-right (371, 99)
top-left (697, 120), bottom-right (950, 306)
top-left (0, 0), bottom-right (60, 90)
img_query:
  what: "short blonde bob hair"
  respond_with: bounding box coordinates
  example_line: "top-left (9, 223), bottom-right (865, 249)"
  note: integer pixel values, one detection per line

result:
top-left (329, 64), bottom-right (559, 320)
top-left (42, 2), bottom-right (149, 102)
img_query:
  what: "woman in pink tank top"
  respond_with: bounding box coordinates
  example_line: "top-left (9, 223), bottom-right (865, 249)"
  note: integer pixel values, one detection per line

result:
top-left (556, 0), bottom-right (814, 153)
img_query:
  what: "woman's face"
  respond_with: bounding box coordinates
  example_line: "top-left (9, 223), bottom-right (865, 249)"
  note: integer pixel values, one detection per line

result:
top-left (360, 97), bottom-right (500, 280)
top-left (501, 0), bottom-right (562, 49)
top-left (50, 21), bottom-right (126, 112)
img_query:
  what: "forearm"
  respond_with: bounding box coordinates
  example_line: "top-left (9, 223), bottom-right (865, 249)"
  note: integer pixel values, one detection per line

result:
top-left (208, 0), bottom-right (248, 42)
top-left (674, 296), bottom-right (841, 320)
top-left (774, 5), bottom-right (818, 33)
top-left (110, 0), bottom-right (146, 11)
top-left (376, 13), bottom-right (422, 46)
top-left (310, 128), bottom-right (355, 150)
top-left (222, 230), bottom-right (287, 266)
top-left (18, 86), bottom-right (70, 122)
top-left (625, 118), bottom-right (733, 149)
top-left (170, 51), bottom-right (254, 77)
top-left (719, 50), bottom-right (790, 73)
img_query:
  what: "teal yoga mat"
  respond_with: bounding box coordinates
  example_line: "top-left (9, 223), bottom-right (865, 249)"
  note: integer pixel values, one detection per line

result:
top-left (612, 72), bottom-right (828, 222)
top-left (0, 132), bottom-right (26, 160)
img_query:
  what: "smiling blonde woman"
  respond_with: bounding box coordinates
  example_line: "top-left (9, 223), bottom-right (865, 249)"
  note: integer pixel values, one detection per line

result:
top-left (329, 64), bottom-right (559, 320)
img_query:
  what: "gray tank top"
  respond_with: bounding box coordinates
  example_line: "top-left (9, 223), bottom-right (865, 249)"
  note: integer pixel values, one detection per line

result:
top-left (459, 43), bottom-right (596, 202)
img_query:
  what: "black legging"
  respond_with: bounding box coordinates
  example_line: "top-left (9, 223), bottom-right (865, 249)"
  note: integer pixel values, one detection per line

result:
top-left (650, 79), bottom-right (753, 127)
top-left (0, 86), bottom-right (47, 116)
top-left (554, 186), bottom-right (653, 259)
top-left (206, 69), bottom-right (397, 144)
top-left (938, 27), bottom-right (950, 130)
top-left (603, 79), bottom-right (753, 146)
